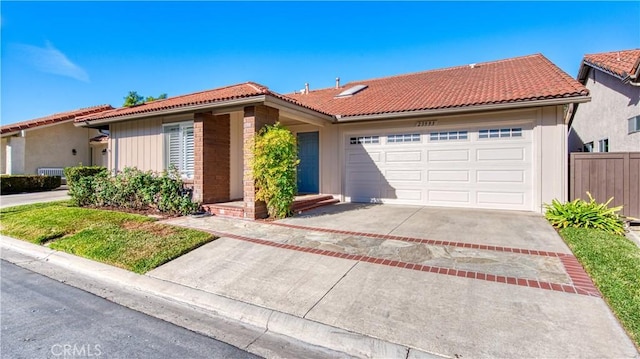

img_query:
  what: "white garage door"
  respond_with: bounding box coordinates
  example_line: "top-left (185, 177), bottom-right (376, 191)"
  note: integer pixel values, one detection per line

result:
top-left (344, 125), bottom-right (533, 211)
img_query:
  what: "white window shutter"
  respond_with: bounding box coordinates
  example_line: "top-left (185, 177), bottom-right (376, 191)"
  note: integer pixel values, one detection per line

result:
top-left (165, 125), bottom-right (181, 172)
top-left (183, 126), bottom-right (195, 177)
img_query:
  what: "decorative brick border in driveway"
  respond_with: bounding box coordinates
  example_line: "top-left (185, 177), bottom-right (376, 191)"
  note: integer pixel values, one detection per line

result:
top-left (203, 225), bottom-right (601, 298)
top-left (269, 222), bottom-right (566, 257)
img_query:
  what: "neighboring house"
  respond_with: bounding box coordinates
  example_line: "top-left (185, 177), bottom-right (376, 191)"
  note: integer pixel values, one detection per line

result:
top-left (1, 105), bottom-right (114, 177)
top-left (568, 49), bottom-right (640, 152)
top-left (75, 54), bottom-right (589, 218)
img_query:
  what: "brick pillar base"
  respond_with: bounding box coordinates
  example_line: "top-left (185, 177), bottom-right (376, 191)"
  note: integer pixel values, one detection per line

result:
top-left (243, 105), bottom-right (278, 219)
top-left (194, 112), bottom-right (230, 204)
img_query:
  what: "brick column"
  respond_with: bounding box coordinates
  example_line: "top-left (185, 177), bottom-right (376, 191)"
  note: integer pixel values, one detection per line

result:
top-left (243, 105), bottom-right (278, 219)
top-left (193, 112), bottom-right (230, 204)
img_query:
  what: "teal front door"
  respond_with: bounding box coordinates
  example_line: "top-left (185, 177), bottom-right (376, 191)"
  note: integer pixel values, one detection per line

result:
top-left (297, 132), bottom-right (319, 194)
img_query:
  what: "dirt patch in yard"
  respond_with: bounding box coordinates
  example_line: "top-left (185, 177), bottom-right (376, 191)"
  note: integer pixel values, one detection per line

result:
top-left (122, 221), bottom-right (177, 237)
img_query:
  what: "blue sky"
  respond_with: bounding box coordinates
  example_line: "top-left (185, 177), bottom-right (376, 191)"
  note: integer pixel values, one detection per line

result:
top-left (1, 1), bottom-right (638, 125)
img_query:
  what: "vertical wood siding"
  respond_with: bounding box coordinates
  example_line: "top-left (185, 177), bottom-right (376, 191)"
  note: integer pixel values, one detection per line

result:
top-left (570, 152), bottom-right (640, 218)
top-left (110, 118), bottom-right (163, 173)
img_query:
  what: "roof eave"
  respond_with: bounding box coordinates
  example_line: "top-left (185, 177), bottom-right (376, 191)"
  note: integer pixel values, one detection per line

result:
top-left (334, 96), bottom-right (591, 123)
top-left (75, 96), bottom-right (268, 127)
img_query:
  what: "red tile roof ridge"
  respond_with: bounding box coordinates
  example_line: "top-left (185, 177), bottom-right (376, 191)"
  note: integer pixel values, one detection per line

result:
top-left (294, 53), bottom-right (548, 95)
top-left (245, 82), bottom-right (270, 94)
top-left (2, 104), bottom-right (114, 134)
top-left (139, 81), bottom-right (271, 105)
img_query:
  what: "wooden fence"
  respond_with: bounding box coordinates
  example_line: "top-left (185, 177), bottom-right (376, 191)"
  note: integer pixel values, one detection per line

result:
top-left (570, 152), bottom-right (640, 219)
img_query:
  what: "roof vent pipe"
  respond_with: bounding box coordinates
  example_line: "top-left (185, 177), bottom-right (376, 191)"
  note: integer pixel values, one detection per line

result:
top-left (305, 83), bottom-right (309, 94)
top-left (336, 77), bottom-right (340, 89)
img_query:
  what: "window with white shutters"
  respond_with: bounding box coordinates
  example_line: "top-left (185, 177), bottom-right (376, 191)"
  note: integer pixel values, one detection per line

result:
top-left (164, 122), bottom-right (194, 178)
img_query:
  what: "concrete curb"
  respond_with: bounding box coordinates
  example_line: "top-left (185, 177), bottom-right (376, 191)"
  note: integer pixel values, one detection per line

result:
top-left (0, 235), bottom-right (446, 359)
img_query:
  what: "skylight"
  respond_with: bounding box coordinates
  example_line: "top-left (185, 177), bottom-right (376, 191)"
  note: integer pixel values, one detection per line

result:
top-left (335, 84), bottom-right (368, 98)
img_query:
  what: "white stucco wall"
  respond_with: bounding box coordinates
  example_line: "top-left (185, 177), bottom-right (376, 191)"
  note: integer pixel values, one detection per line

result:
top-left (1, 122), bottom-right (99, 175)
top-left (569, 68), bottom-right (640, 152)
top-left (1, 137), bottom-right (8, 174)
top-left (23, 122), bottom-right (98, 174)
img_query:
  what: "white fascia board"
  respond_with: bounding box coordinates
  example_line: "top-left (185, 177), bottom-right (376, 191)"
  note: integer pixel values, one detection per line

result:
top-left (334, 96), bottom-right (591, 123)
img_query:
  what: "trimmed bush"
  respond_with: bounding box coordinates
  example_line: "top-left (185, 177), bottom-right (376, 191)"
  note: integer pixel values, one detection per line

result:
top-left (251, 122), bottom-right (299, 218)
top-left (65, 166), bottom-right (198, 215)
top-left (64, 166), bottom-right (107, 187)
top-left (0, 175), bottom-right (61, 194)
top-left (544, 192), bottom-right (625, 235)
top-left (64, 166), bottom-right (108, 206)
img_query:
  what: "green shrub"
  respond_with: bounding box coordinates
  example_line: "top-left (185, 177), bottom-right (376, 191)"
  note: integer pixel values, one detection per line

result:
top-left (544, 192), bottom-right (625, 235)
top-left (64, 166), bottom-right (107, 206)
top-left (0, 175), bottom-right (61, 194)
top-left (66, 166), bottom-right (197, 215)
top-left (64, 166), bottom-right (107, 187)
top-left (251, 122), bottom-right (299, 218)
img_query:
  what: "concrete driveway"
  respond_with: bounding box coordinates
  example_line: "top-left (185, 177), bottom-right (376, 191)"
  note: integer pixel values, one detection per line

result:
top-left (155, 203), bottom-right (639, 358)
top-left (0, 187), bottom-right (70, 209)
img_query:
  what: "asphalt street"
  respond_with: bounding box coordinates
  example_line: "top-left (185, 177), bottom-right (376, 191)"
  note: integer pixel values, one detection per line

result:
top-left (0, 188), bottom-right (70, 209)
top-left (0, 260), bottom-right (260, 359)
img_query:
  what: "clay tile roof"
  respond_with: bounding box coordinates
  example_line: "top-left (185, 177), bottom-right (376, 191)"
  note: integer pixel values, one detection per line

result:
top-left (76, 82), bottom-right (329, 123)
top-left (89, 134), bottom-right (109, 143)
top-left (582, 49), bottom-right (640, 79)
top-left (1, 105), bottom-right (114, 135)
top-left (288, 54), bottom-right (588, 118)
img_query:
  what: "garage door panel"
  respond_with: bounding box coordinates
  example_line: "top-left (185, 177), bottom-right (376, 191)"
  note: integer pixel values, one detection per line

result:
top-left (428, 190), bottom-right (471, 203)
top-left (477, 147), bottom-right (525, 161)
top-left (428, 170), bottom-right (470, 182)
top-left (387, 189), bottom-right (422, 201)
top-left (477, 191), bottom-right (525, 205)
top-left (348, 151), bottom-right (381, 163)
top-left (385, 151), bottom-right (422, 162)
top-left (385, 170), bottom-right (422, 181)
top-left (477, 170), bottom-right (525, 183)
top-left (428, 149), bottom-right (470, 162)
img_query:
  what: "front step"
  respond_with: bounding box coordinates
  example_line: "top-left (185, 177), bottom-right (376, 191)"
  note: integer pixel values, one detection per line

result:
top-left (293, 198), bottom-right (340, 213)
top-left (202, 204), bottom-right (244, 218)
top-left (202, 195), bottom-right (339, 219)
top-left (292, 195), bottom-right (339, 213)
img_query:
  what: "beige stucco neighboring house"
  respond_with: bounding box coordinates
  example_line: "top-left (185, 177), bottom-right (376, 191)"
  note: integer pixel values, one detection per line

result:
top-left (1, 105), bottom-right (114, 177)
top-left (568, 49), bottom-right (640, 152)
top-left (75, 54), bottom-right (589, 218)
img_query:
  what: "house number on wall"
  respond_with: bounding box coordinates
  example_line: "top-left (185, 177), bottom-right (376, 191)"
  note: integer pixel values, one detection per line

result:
top-left (416, 120), bottom-right (437, 127)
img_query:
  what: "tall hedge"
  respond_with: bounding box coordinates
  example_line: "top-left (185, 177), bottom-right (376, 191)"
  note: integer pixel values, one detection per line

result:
top-left (251, 123), bottom-right (299, 218)
top-left (0, 175), bottom-right (61, 194)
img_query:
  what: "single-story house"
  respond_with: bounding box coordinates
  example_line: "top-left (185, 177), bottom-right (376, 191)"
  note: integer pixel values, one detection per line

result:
top-left (1, 105), bottom-right (114, 177)
top-left (75, 54), bottom-right (589, 219)
top-left (567, 49), bottom-right (640, 152)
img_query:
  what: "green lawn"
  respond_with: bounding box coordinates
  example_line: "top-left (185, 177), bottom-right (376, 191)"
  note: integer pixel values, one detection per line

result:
top-left (559, 227), bottom-right (640, 347)
top-left (0, 201), bottom-right (214, 273)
